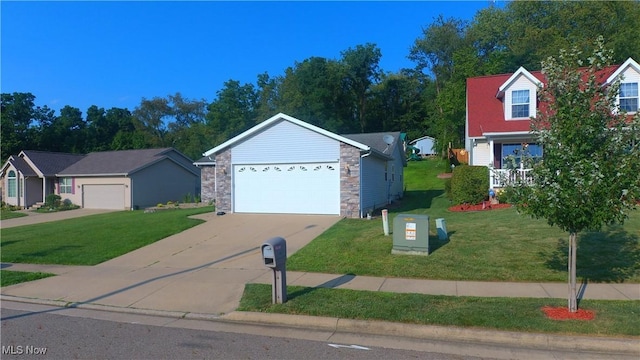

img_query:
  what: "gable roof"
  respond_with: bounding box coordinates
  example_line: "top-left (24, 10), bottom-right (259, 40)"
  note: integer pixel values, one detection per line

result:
top-left (1, 155), bottom-right (38, 177)
top-left (194, 155), bottom-right (216, 166)
top-left (409, 135), bottom-right (435, 144)
top-left (497, 66), bottom-right (543, 98)
top-left (202, 113), bottom-right (371, 157)
top-left (466, 60), bottom-right (634, 138)
top-left (341, 132), bottom-right (401, 162)
top-left (58, 148), bottom-right (196, 176)
top-left (606, 57), bottom-right (640, 84)
top-left (20, 150), bottom-right (86, 177)
top-left (467, 72), bottom-right (545, 138)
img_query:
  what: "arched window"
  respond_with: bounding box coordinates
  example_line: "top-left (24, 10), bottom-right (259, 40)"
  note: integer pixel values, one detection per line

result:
top-left (7, 170), bottom-right (17, 197)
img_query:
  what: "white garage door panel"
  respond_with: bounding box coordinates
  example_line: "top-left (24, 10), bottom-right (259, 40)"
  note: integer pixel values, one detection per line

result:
top-left (234, 162), bottom-right (339, 215)
top-left (84, 184), bottom-right (125, 210)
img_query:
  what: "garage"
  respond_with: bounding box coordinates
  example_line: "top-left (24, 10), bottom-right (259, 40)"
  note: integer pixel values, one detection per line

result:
top-left (199, 113), bottom-right (407, 218)
top-left (233, 162), bottom-right (340, 215)
top-left (83, 184), bottom-right (125, 210)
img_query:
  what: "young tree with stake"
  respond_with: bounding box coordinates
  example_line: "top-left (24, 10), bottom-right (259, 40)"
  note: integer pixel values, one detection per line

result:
top-left (509, 38), bottom-right (640, 312)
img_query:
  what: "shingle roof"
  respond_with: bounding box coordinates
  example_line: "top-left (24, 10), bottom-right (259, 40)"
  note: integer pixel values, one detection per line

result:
top-left (7, 156), bottom-right (38, 176)
top-left (341, 132), bottom-right (401, 156)
top-left (467, 64), bottom-right (622, 138)
top-left (21, 150), bottom-right (86, 176)
top-left (58, 148), bottom-right (174, 176)
top-left (193, 155), bottom-right (216, 165)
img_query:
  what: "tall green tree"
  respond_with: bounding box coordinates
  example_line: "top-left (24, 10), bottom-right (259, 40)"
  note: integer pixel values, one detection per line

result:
top-left (410, 16), bottom-right (468, 149)
top-left (368, 70), bottom-right (430, 140)
top-left (205, 80), bottom-right (257, 146)
top-left (277, 57), bottom-right (347, 132)
top-left (1, 93), bottom-right (42, 161)
top-left (133, 97), bottom-right (173, 147)
top-left (341, 43), bottom-right (382, 133)
top-left (165, 93), bottom-right (209, 160)
top-left (508, 39), bottom-right (640, 312)
top-left (36, 105), bottom-right (86, 153)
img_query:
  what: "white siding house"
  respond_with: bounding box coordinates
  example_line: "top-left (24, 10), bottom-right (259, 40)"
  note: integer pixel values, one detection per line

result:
top-left (199, 113), bottom-right (406, 218)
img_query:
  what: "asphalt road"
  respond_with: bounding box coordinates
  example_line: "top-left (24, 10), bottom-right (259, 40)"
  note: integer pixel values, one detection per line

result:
top-left (1, 302), bottom-right (484, 360)
top-left (2, 301), bottom-right (633, 360)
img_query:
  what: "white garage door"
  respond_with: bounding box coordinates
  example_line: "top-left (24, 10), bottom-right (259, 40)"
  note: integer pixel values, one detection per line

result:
top-left (83, 184), bottom-right (125, 210)
top-left (233, 162), bottom-right (340, 215)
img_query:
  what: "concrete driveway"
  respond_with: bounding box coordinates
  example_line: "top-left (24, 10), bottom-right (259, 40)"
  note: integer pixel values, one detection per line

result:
top-left (1, 213), bottom-right (341, 315)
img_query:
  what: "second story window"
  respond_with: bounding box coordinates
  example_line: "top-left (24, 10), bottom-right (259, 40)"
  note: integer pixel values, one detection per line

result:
top-left (511, 90), bottom-right (530, 118)
top-left (620, 82), bottom-right (638, 113)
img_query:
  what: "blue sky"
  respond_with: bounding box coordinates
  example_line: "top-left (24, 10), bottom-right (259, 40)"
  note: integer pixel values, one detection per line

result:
top-left (2, 1), bottom-right (497, 115)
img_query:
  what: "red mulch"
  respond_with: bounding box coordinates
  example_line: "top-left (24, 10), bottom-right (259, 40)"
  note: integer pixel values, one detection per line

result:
top-left (541, 306), bottom-right (595, 321)
top-left (448, 203), bottom-right (512, 212)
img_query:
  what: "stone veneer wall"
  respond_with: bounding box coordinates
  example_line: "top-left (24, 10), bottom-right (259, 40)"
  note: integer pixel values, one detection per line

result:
top-left (214, 149), bottom-right (232, 213)
top-left (200, 166), bottom-right (216, 203)
top-left (340, 143), bottom-right (361, 218)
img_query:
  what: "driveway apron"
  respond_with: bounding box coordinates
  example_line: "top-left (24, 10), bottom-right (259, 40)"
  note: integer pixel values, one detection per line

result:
top-left (1, 213), bottom-right (341, 315)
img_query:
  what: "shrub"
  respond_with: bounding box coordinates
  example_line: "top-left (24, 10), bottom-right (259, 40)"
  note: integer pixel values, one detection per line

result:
top-left (45, 194), bottom-right (62, 209)
top-left (450, 165), bottom-right (489, 205)
top-left (59, 198), bottom-right (79, 210)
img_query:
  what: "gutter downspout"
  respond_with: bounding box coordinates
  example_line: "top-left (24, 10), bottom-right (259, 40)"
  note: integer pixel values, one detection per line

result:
top-left (359, 150), bottom-right (372, 218)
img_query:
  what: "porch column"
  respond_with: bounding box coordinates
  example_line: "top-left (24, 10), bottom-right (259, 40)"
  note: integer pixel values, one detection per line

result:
top-left (42, 177), bottom-right (46, 203)
top-left (488, 138), bottom-right (495, 188)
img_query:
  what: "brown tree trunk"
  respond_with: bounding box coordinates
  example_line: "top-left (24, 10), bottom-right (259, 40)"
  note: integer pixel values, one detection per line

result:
top-left (568, 232), bottom-right (578, 312)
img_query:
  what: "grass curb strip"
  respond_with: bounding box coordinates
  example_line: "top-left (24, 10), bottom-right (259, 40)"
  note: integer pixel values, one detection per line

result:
top-left (3, 294), bottom-right (638, 356)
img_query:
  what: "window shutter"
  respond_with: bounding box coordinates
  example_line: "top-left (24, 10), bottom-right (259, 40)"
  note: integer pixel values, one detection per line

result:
top-left (72, 178), bottom-right (75, 194)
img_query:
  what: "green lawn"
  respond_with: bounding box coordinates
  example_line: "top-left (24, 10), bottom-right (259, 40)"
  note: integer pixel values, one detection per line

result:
top-left (0, 270), bottom-right (55, 286)
top-left (0, 206), bottom-right (214, 265)
top-left (287, 160), bottom-right (640, 283)
top-left (239, 159), bottom-right (639, 336)
top-left (239, 284), bottom-right (640, 337)
top-left (1, 210), bottom-right (28, 220)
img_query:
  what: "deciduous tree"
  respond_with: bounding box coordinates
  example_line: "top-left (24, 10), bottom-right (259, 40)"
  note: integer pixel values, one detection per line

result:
top-left (509, 39), bottom-right (640, 312)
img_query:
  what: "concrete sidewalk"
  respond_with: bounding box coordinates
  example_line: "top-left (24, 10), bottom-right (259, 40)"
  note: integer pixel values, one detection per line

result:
top-left (3, 262), bottom-right (639, 300)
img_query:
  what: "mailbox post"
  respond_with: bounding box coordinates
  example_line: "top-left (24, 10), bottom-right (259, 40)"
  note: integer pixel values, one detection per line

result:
top-left (261, 237), bottom-right (287, 304)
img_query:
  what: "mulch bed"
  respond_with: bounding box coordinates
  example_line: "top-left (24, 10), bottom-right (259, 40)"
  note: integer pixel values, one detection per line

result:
top-left (448, 203), bottom-right (512, 212)
top-left (541, 306), bottom-right (595, 321)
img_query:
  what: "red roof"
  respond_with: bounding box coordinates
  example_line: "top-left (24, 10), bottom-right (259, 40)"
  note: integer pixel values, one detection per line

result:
top-left (466, 65), bottom-right (621, 138)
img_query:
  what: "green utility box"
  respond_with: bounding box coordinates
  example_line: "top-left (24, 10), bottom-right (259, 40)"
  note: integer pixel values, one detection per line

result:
top-left (392, 214), bottom-right (430, 256)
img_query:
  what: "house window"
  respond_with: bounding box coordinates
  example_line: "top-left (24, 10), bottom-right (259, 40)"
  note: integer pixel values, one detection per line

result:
top-left (620, 82), bottom-right (638, 113)
top-left (501, 143), bottom-right (543, 169)
top-left (7, 170), bottom-right (16, 197)
top-left (511, 90), bottom-right (530, 118)
top-left (60, 177), bottom-right (73, 194)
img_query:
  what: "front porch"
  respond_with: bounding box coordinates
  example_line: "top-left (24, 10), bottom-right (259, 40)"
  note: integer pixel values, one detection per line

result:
top-left (482, 134), bottom-right (540, 189)
top-left (490, 168), bottom-right (533, 188)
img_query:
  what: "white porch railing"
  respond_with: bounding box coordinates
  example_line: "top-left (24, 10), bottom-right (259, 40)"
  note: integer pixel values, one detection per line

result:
top-left (490, 168), bottom-right (533, 188)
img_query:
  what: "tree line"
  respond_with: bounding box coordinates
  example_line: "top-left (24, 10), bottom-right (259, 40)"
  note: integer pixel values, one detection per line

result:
top-left (3, 1), bottom-right (639, 162)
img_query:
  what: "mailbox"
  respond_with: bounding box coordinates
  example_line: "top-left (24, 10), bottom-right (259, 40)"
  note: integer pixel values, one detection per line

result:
top-left (261, 237), bottom-right (287, 304)
top-left (261, 237), bottom-right (287, 269)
